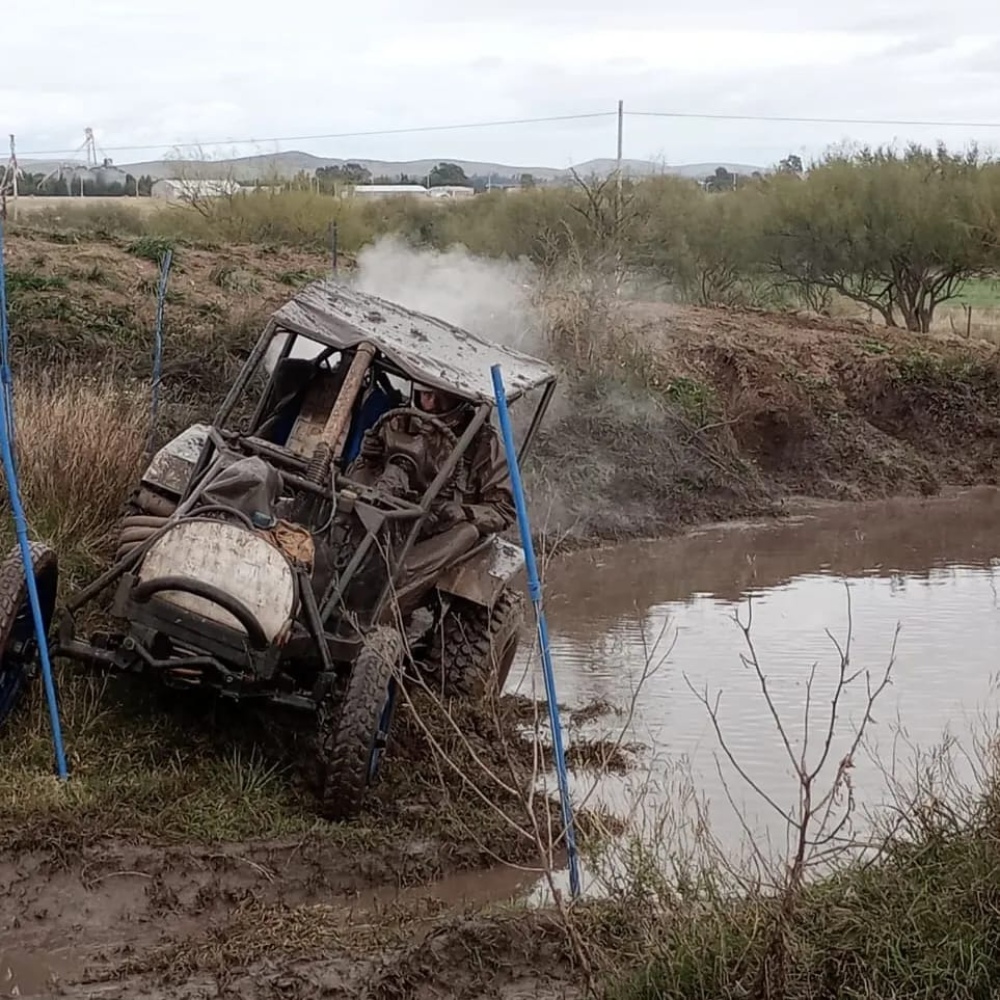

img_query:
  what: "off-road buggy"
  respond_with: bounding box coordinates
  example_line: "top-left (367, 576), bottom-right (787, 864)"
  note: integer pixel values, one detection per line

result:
top-left (0, 280), bottom-right (558, 820)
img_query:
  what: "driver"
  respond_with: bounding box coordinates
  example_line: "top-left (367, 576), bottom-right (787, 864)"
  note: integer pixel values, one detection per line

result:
top-left (346, 384), bottom-right (516, 581)
top-left (410, 386), bottom-right (515, 538)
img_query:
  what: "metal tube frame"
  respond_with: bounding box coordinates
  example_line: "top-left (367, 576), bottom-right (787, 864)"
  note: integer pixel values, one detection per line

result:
top-left (369, 402), bottom-right (492, 625)
top-left (517, 378), bottom-right (556, 465)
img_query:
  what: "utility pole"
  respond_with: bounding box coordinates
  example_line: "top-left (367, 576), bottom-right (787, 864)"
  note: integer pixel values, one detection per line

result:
top-left (9, 136), bottom-right (18, 202)
top-left (616, 99), bottom-right (623, 203)
top-left (1, 134), bottom-right (19, 221)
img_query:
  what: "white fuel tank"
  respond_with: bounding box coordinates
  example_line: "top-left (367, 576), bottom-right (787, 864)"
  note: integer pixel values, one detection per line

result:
top-left (137, 519), bottom-right (297, 643)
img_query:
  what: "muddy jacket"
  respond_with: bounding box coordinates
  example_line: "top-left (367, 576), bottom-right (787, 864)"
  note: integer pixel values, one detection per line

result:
top-left (347, 409), bottom-right (516, 537)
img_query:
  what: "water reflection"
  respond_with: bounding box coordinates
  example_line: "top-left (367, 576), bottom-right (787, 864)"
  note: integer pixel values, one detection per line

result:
top-left (512, 487), bottom-right (1000, 868)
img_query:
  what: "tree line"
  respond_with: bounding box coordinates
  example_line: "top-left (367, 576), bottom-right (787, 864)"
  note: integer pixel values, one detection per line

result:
top-left (57, 140), bottom-right (996, 335)
top-left (390, 142), bottom-right (1000, 333)
top-left (312, 161), bottom-right (538, 193)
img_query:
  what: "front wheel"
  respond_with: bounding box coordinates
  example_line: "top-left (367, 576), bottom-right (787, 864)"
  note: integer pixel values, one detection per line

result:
top-left (313, 626), bottom-right (403, 821)
top-left (0, 542), bottom-right (60, 730)
top-left (424, 587), bottom-right (526, 700)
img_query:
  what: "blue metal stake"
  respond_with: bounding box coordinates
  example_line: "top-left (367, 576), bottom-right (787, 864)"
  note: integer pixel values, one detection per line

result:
top-left (491, 363), bottom-right (581, 899)
top-left (0, 222), bottom-right (68, 780)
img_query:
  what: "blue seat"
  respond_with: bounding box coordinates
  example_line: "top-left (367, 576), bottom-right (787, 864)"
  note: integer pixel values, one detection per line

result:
top-left (340, 385), bottom-right (402, 466)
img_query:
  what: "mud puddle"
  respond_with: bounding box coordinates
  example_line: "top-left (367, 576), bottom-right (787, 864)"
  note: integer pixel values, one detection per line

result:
top-left (513, 486), bottom-right (1000, 889)
top-left (1, 949), bottom-right (74, 998)
top-left (0, 842), bottom-right (544, 994)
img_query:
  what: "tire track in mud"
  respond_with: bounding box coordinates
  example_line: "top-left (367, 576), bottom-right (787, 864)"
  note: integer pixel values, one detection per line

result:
top-left (1, 687), bottom-right (600, 999)
top-left (1, 837), bottom-right (572, 998)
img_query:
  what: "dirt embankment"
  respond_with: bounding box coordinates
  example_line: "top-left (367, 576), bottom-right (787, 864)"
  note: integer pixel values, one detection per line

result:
top-left (3, 230), bottom-right (334, 424)
top-left (6, 230), bottom-right (1000, 544)
top-left (536, 301), bottom-right (1000, 542)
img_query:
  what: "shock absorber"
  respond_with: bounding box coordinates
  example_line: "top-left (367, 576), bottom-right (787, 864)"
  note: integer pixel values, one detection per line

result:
top-left (307, 342), bottom-right (376, 486)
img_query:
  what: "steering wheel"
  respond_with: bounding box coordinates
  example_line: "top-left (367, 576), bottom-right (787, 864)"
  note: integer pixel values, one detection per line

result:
top-left (363, 407), bottom-right (461, 496)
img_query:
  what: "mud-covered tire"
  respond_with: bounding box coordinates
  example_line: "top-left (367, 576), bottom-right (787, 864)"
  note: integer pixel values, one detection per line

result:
top-left (0, 542), bottom-right (59, 730)
top-left (314, 626), bottom-right (402, 821)
top-left (427, 587), bottom-right (526, 700)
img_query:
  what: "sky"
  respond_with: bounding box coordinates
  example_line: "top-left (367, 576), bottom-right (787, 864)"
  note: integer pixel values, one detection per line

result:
top-left (4, 0), bottom-right (1000, 172)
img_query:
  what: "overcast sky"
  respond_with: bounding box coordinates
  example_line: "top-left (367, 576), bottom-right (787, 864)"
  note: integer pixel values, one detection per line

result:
top-left (4, 1), bottom-right (1000, 171)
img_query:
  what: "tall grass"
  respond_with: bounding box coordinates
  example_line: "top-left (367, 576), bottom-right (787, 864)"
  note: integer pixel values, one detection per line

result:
top-left (0, 374), bottom-right (149, 582)
top-left (596, 750), bottom-right (1000, 1000)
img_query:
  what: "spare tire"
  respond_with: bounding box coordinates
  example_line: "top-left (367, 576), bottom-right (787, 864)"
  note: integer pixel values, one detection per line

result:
top-left (0, 542), bottom-right (59, 730)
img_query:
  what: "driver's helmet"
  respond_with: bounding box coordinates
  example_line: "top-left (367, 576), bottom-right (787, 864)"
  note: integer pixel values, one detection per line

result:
top-left (413, 385), bottom-right (469, 427)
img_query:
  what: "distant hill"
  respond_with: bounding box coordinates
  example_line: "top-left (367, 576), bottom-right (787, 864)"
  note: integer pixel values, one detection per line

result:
top-left (20, 151), bottom-right (767, 184)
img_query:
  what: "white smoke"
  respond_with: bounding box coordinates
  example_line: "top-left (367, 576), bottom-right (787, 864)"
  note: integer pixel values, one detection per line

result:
top-left (351, 235), bottom-right (544, 354)
top-left (349, 236), bottom-right (570, 428)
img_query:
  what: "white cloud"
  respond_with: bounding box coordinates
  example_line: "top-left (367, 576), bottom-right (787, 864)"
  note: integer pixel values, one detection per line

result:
top-left (5, 0), bottom-right (1000, 171)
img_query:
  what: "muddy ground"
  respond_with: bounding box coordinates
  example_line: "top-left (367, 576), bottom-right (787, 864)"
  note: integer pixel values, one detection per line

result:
top-left (2, 838), bottom-right (578, 999)
top-left (1, 683), bottom-right (605, 999)
top-left (5, 230), bottom-right (1000, 997)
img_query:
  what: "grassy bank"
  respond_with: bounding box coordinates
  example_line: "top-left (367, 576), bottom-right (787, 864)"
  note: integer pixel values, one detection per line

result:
top-left (575, 715), bottom-right (1000, 1000)
top-left (595, 811), bottom-right (1000, 999)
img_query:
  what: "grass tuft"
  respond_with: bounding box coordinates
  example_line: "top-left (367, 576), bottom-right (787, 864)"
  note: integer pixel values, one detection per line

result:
top-left (0, 374), bottom-right (149, 583)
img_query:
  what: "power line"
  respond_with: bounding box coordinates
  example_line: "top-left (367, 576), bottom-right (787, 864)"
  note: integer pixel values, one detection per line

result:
top-left (17, 105), bottom-right (1000, 162)
top-left (17, 111), bottom-right (617, 159)
top-left (628, 109), bottom-right (1000, 129)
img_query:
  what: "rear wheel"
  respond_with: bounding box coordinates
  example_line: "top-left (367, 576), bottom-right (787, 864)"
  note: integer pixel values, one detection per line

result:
top-left (425, 587), bottom-right (525, 700)
top-left (314, 626), bottom-right (403, 821)
top-left (0, 543), bottom-right (59, 730)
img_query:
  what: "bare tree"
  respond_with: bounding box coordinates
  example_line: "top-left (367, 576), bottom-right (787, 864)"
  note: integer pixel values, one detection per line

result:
top-left (685, 584), bottom-right (896, 996)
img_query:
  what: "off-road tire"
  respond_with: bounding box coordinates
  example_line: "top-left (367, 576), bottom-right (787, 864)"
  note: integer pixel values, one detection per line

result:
top-left (0, 542), bottom-right (59, 730)
top-left (115, 487), bottom-right (172, 562)
top-left (426, 587), bottom-right (526, 700)
top-left (314, 626), bottom-right (402, 821)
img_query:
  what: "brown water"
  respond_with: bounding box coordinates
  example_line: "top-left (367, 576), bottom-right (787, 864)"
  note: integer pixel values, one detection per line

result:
top-left (510, 486), bottom-right (1000, 894)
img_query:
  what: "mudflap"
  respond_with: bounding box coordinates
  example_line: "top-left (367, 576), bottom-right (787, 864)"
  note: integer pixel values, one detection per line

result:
top-left (435, 535), bottom-right (525, 609)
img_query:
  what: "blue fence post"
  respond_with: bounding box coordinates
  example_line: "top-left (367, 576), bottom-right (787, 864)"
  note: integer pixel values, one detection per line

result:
top-left (490, 363), bottom-right (581, 899)
top-left (0, 221), bottom-right (69, 780)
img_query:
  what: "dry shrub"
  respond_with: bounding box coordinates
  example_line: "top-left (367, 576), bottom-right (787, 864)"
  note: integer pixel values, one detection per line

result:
top-left (533, 250), bottom-right (652, 382)
top-left (149, 190), bottom-right (431, 254)
top-left (1, 373), bottom-right (149, 575)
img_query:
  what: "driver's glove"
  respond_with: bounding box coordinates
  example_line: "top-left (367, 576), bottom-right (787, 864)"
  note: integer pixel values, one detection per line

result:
top-left (374, 463), bottom-right (411, 497)
top-left (426, 501), bottom-right (467, 533)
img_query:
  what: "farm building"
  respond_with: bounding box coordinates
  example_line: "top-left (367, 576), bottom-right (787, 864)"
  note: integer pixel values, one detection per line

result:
top-left (150, 178), bottom-right (241, 203)
top-left (347, 184), bottom-right (430, 200)
top-left (427, 185), bottom-right (475, 199)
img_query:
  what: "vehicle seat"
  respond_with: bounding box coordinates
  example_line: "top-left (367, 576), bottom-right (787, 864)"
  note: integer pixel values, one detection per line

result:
top-left (259, 357), bottom-right (336, 448)
top-left (340, 384), bottom-right (404, 466)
